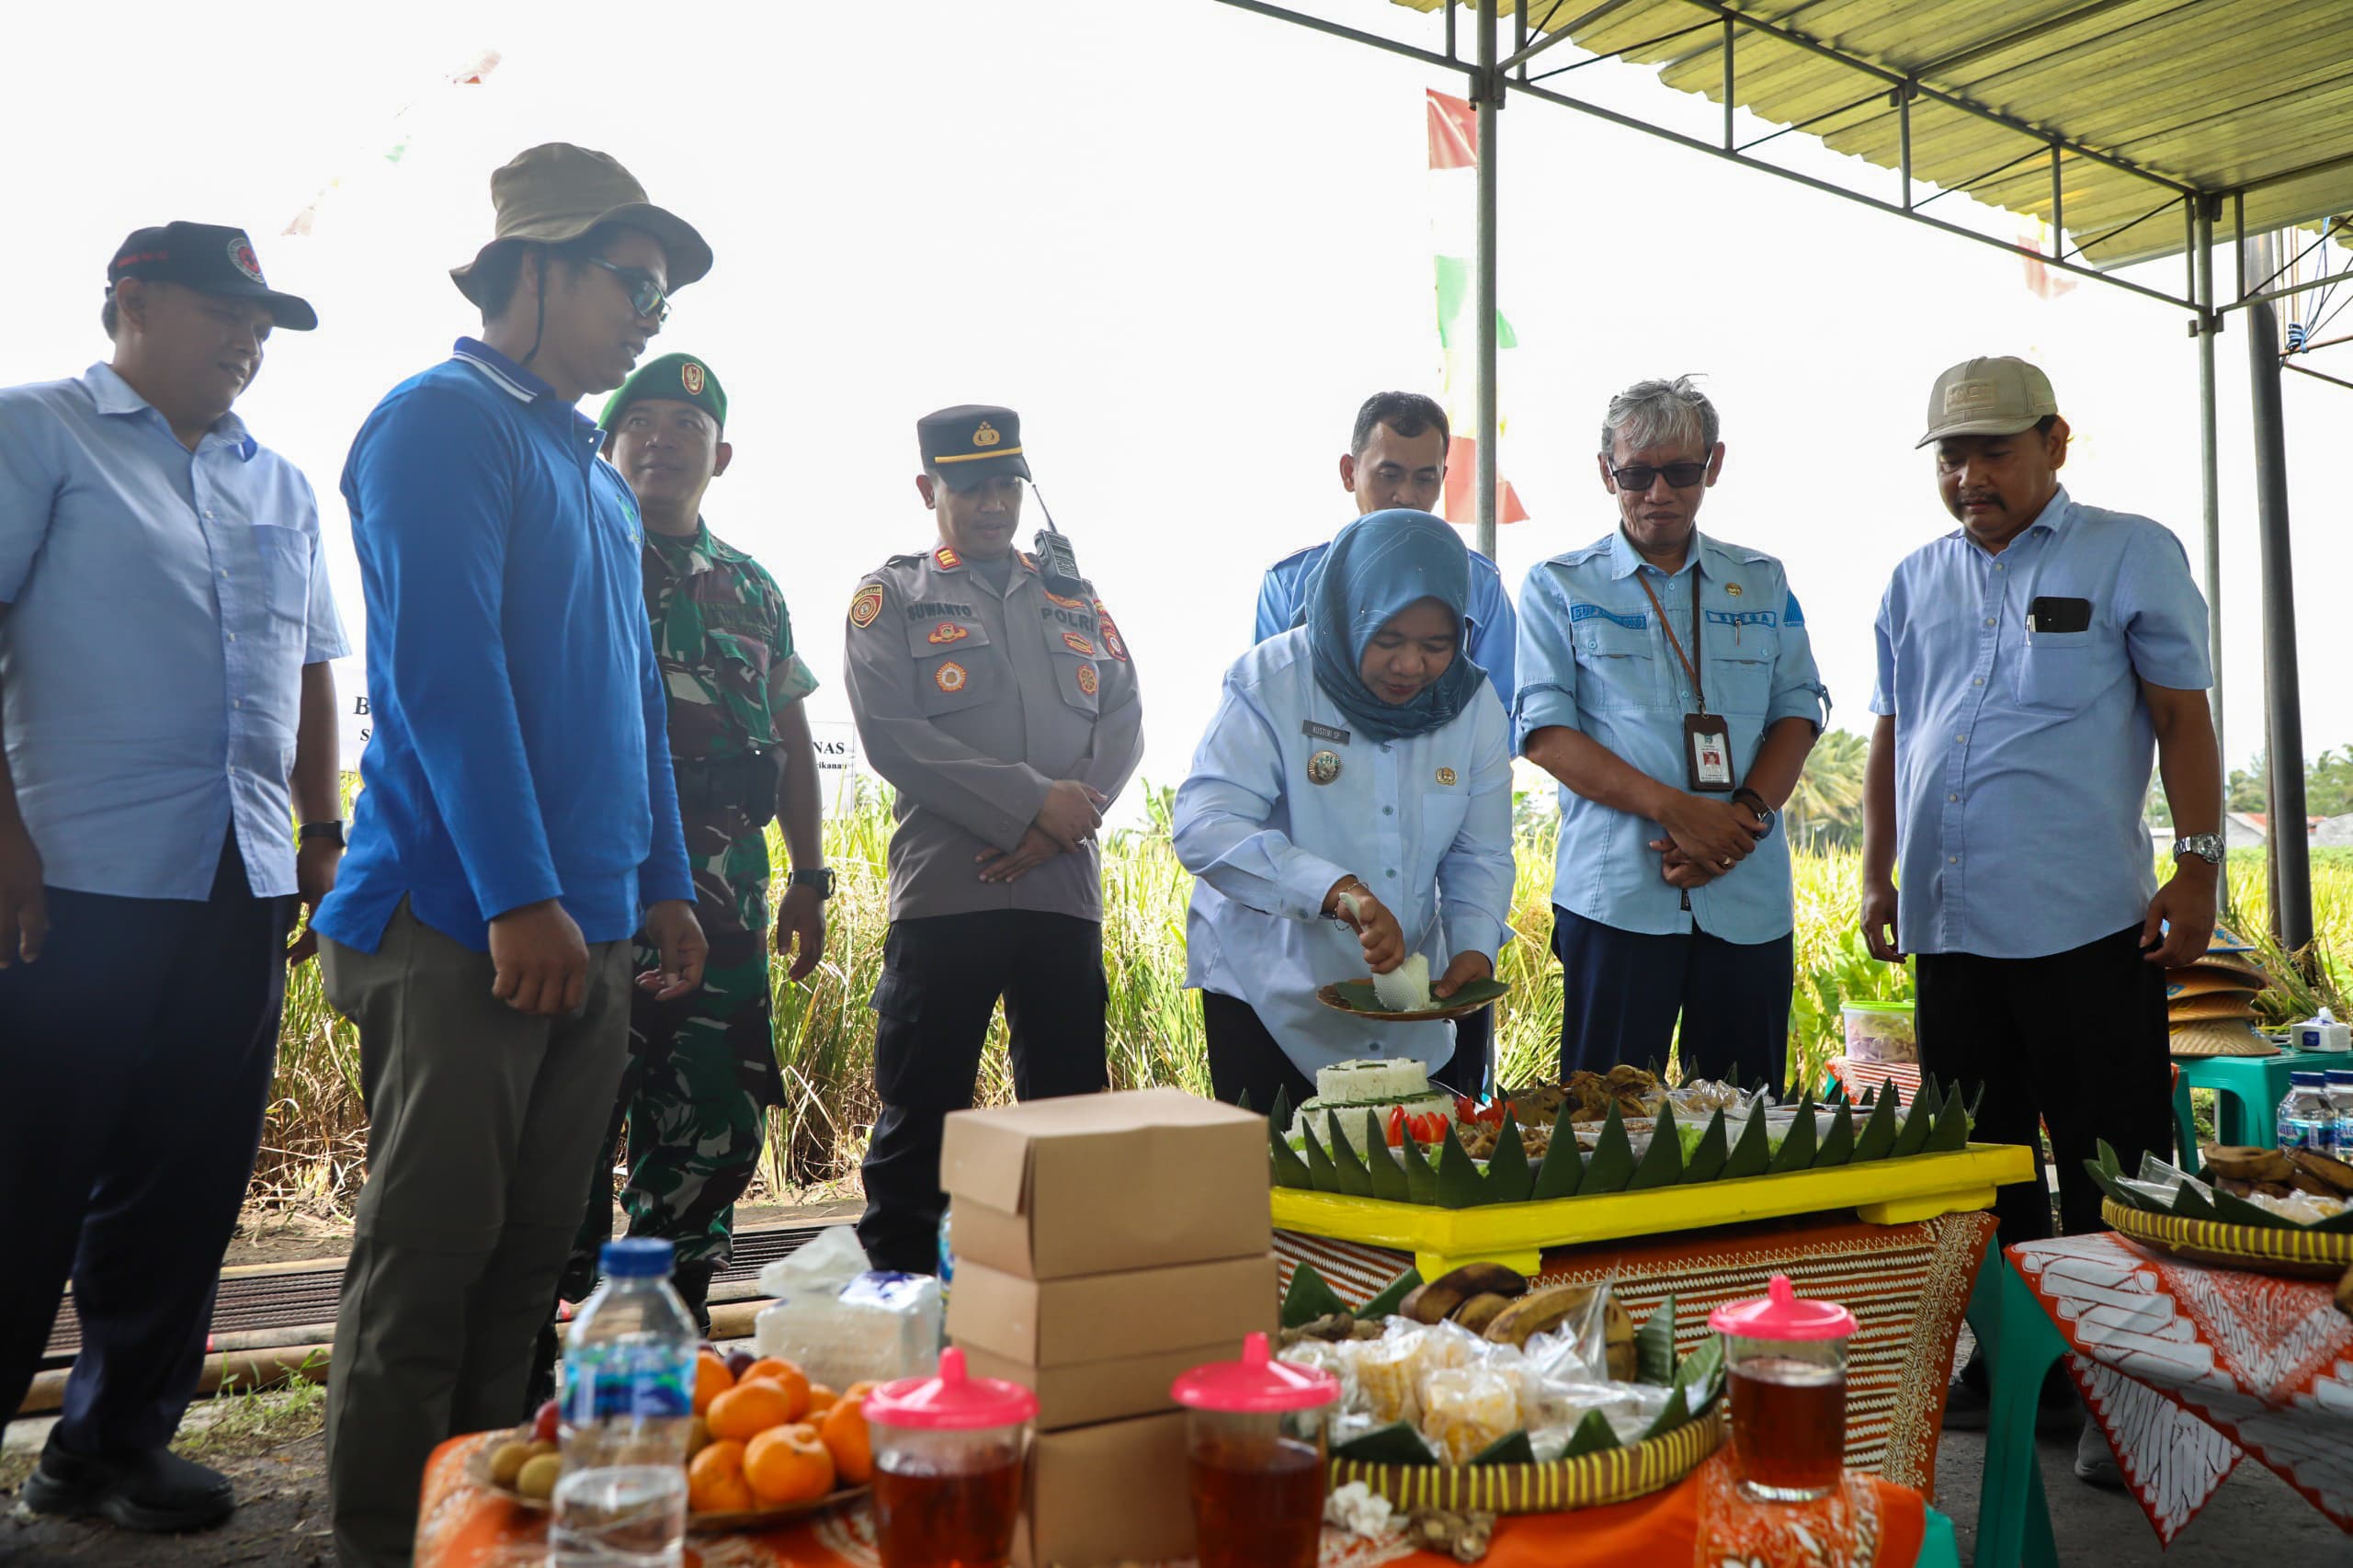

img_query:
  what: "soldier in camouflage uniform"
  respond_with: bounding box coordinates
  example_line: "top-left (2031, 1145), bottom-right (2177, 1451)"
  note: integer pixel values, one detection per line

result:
top-left (551, 352), bottom-right (833, 1334)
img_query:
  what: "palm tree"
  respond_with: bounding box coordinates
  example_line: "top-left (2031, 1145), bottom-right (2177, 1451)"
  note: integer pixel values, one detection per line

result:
top-left (1786, 729), bottom-right (1869, 847)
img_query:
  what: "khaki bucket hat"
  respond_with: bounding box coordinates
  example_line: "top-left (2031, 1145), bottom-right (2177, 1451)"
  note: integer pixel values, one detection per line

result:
top-left (451, 143), bottom-right (711, 305)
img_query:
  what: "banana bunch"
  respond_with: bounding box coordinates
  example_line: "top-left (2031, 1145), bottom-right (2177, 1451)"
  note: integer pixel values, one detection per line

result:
top-left (1395, 1263), bottom-right (1635, 1375)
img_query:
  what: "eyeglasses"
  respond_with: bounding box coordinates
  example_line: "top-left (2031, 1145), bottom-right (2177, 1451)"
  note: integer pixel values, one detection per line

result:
top-left (584, 257), bottom-right (670, 324)
top-left (1610, 461), bottom-right (1709, 492)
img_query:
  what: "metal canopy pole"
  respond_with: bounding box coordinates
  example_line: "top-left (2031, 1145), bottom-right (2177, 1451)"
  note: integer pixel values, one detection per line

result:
top-left (1474, 0), bottom-right (1499, 563)
top-left (2196, 201), bottom-right (2222, 770)
top-left (2245, 232), bottom-right (2313, 952)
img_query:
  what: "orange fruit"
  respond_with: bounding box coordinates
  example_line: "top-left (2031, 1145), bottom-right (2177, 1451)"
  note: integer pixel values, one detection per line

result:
top-left (706, 1378), bottom-right (797, 1441)
top-left (818, 1394), bottom-right (872, 1484)
top-left (692, 1351), bottom-right (734, 1416)
top-left (687, 1438), bottom-right (754, 1514)
top-left (805, 1383), bottom-right (840, 1417)
top-left (744, 1422), bottom-right (835, 1506)
top-left (737, 1358), bottom-right (812, 1421)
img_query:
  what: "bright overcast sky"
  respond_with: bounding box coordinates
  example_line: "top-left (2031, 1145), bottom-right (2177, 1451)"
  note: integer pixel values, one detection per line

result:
top-left (13, 0), bottom-right (2350, 816)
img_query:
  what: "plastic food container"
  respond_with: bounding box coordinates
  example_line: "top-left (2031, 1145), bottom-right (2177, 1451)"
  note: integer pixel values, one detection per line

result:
top-left (863, 1347), bottom-right (1037, 1568)
top-left (1171, 1332), bottom-right (1341, 1568)
top-left (1840, 1000), bottom-right (1917, 1063)
top-left (1710, 1276), bottom-right (1857, 1503)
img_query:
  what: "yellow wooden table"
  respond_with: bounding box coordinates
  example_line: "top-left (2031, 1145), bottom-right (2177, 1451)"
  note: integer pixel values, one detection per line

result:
top-left (1270, 1142), bottom-right (2036, 1278)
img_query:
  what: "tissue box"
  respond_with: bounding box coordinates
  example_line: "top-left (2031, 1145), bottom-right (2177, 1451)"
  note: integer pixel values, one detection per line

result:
top-left (2295, 1017), bottom-right (2352, 1052)
top-left (754, 1270), bottom-right (941, 1389)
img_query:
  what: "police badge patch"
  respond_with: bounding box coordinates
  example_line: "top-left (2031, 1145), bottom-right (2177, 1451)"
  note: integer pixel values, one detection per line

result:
top-left (681, 361), bottom-right (706, 395)
top-left (228, 237), bottom-right (264, 283)
top-left (1062, 631), bottom-right (1096, 656)
top-left (1076, 662), bottom-right (1098, 696)
top-left (935, 660), bottom-right (969, 693)
top-left (927, 621), bottom-right (970, 645)
top-left (848, 584), bottom-right (884, 629)
top-left (1308, 750), bottom-right (1341, 785)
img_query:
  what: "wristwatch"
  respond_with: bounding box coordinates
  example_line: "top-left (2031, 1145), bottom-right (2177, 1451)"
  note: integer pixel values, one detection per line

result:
top-left (788, 867), bottom-right (836, 899)
top-left (1732, 789), bottom-right (1776, 837)
top-left (298, 821), bottom-right (346, 847)
top-left (2172, 833), bottom-right (2225, 867)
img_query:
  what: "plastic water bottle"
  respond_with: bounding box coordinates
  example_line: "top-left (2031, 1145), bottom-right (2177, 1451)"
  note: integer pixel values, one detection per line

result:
top-left (553, 1238), bottom-right (698, 1567)
top-left (2277, 1072), bottom-right (2336, 1154)
top-left (2327, 1070), bottom-right (2353, 1153)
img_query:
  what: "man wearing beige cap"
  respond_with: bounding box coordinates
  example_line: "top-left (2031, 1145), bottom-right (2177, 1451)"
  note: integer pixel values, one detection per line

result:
top-left (313, 143), bottom-right (711, 1564)
top-left (1860, 356), bottom-right (2222, 1477)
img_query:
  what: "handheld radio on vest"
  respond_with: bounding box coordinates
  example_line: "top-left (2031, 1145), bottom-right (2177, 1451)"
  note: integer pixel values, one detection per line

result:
top-left (1028, 486), bottom-right (1087, 598)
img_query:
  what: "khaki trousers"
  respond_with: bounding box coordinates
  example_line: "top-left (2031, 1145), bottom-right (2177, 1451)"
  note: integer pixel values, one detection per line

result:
top-left (320, 902), bottom-right (631, 1568)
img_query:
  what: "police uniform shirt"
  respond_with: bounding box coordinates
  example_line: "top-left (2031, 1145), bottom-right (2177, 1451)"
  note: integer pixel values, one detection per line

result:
top-left (844, 544), bottom-right (1144, 922)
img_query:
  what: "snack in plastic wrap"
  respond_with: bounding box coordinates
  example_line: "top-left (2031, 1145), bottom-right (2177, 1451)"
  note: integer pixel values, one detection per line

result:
top-left (1842, 1002), bottom-right (1918, 1063)
top-left (1352, 1324), bottom-right (1427, 1425)
top-left (1419, 1366), bottom-right (1521, 1465)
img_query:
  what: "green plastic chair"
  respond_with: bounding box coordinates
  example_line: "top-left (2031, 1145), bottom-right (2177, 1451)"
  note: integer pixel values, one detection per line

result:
top-left (2174, 1046), bottom-right (2341, 1151)
top-left (1962, 1244), bottom-right (2065, 1568)
top-left (2170, 1068), bottom-right (2199, 1177)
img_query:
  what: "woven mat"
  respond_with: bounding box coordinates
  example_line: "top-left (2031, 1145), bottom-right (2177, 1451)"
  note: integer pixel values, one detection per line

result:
top-left (1276, 1210), bottom-right (1994, 1494)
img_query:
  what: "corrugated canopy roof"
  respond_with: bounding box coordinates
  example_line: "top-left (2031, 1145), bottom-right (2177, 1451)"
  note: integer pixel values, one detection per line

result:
top-left (1386, 0), bottom-right (2353, 268)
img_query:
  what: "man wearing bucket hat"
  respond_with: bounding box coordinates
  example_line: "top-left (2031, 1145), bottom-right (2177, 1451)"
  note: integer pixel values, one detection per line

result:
top-left (1860, 356), bottom-right (2222, 1471)
top-left (0, 223), bottom-right (341, 1533)
top-left (311, 144), bottom-right (711, 1564)
top-left (844, 406), bottom-right (1146, 1272)
top-left (540, 352), bottom-right (829, 1353)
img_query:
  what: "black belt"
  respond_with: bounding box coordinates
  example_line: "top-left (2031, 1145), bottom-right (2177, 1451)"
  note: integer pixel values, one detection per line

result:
top-left (672, 749), bottom-right (776, 829)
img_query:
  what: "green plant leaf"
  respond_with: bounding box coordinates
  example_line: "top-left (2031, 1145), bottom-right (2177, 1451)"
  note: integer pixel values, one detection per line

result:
top-left (1268, 1120), bottom-right (1313, 1189)
top-left (1679, 1108), bottom-right (1729, 1185)
top-left (1890, 1089), bottom-right (1938, 1160)
top-left (1721, 1109), bottom-right (1773, 1180)
top-left (1530, 1124), bottom-right (1585, 1199)
top-left (1234, 1087), bottom-right (1255, 1115)
top-left (2206, 1187), bottom-right (2296, 1228)
top-left (1268, 1083), bottom-right (1292, 1133)
top-left (1859, 1084), bottom-right (1879, 1108)
top-left (1469, 1430), bottom-right (1537, 1466)
top-left (1577, 1103), bottom-right (1637, 1195)
top-left (1814, 1101), bottom-right (1855, 1167)
top-left (1365, 1122), bottom-right (1412, 1204)
top-left (1279, 1264), bottom-right (1352, 1329)
top-left (1851, 1089), bottom-right (1900, 1163)
top-left (2082, 1160), bottom-right (2156, 1212)
top-left (1403, 1133), bottom-right (1439, 1205)
top-left (1628, 1102), bottom-right (1683, 1190)
top-left (1640, 1385), bottom-right (1692, 1442)
top-left (1915, 1074), bottom-right (1945, 1122)
top-left (1768, 1096), bottom-right (1819, 1174)
top-left (1925, 1091), bottom-right (1972, 1153)
top-left (1676, 1332), bottom-right (1726, 1416)
top-left (1358, 1267), bottom-right (1423, 1320)
top-left (1329, 1121), bottom-right (1374, 1198)
top-left (1302, 1121), bottom-right (1341, 1194)
top-left (1437, 1123), bottom-right (1489, 1209)
top-left (1636, 1296), bottom-right (1677, 1385)
top-left (1561, 1408), bottom-right (1620, 1457)
top-left (1484, 1109), bottom-right (1534, 1204)
top-left (1334, 1421), bottom-right (1437, 1464)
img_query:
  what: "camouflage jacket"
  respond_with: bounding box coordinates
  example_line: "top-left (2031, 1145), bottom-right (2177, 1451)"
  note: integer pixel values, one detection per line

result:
top-left (642, 520), bottom-right (818, 936)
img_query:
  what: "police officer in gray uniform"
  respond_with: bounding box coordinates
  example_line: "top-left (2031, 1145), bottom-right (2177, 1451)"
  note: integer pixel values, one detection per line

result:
top-left (845, 405), bottom-right (1145, 1271)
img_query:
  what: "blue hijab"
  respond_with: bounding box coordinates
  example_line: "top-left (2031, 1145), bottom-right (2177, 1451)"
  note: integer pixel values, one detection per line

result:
top-left (1303, 509), bottom-right (1483, 743)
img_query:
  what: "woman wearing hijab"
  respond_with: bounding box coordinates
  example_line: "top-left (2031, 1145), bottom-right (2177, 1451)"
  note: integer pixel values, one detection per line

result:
top-left (1175, 509), bottom-right (1515, 1111)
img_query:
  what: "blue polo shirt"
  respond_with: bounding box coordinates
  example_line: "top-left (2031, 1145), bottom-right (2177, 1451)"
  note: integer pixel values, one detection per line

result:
top-left (1871, 486), bottom-right (2211, 959)
top-left (1255, 538), bottom-right (1518, 710)
top-left (1514, 528), bottom-right (1828, 944)
top-left (0, 364), bottom-right (347, 901)
top-left (313, 340), bottom-right (694, 954)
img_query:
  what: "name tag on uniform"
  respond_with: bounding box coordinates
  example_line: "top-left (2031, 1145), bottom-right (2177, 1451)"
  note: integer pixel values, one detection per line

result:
top-left (1302, 721), bottom-right (1350, 746)
top-left (1685, 712), bottom-right (1734, 792)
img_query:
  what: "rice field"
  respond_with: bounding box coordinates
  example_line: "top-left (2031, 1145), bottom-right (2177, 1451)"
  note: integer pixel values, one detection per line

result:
top-left (255, 786), bottom-right (2353, 1211)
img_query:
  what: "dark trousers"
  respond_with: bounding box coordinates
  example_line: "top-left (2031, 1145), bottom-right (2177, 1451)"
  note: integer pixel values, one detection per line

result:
top-left (1201, 991), bottom-right (1488, 1112)
top-left (1916, 925), bottom-right (2171, 1246)
top-left (1551, 905), bottom-right (1791, 1087)
top-left (857, 911), bottom-right (1108, 1273)
top-left (0, 835), bottom-right (292, 1458)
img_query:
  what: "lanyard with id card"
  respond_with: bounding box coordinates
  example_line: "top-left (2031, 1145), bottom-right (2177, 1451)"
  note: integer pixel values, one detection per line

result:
top-left (1635, 573), bottom-right (1735, 792)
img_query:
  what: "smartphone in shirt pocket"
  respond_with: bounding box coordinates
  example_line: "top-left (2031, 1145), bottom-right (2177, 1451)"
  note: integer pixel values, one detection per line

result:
top-left (2016, 596), bottom-right (2103, 710)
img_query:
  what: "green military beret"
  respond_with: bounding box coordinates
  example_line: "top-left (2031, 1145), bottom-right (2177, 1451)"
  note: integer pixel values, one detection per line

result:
top-left (602, 351), bottom-right (726, 432)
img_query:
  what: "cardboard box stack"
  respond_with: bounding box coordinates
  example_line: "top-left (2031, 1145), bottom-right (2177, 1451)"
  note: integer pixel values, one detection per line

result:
top-left (939, 1087), bottom-right (1274, 1568)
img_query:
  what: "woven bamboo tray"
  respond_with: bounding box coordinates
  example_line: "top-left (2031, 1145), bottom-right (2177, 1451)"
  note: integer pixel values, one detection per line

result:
top-left (1329, 1405), bottom-right (1722, 1515)
top-left (2103, 1198), bottom-right (2353, 1280)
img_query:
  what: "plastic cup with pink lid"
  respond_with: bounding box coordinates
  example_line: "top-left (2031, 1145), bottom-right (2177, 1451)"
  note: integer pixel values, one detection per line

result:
top-left (1709, 1275), bottom-right (1858, 1503)
top-left (862, 1347), bottom-right (1038, 1568)
top-left (1170, 1331), bottom-right (1342, 1568)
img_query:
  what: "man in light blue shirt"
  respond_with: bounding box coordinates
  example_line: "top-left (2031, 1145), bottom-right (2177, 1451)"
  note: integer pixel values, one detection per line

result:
top-left (0, 223), bottom-right (343, 1533)
top-left (1517, 378), bottom-right (1826, 1085)
top-left (1860, 358), bottom-right (2220, 1452)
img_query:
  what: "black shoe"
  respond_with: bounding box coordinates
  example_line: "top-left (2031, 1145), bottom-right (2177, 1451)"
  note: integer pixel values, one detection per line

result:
top-left (2074, 1418), bottom-right (2127, 1490)
top-left (19, 1437), bottom-right (236, 1532)
top-left (672, 1260), bottom-right (718, 1338)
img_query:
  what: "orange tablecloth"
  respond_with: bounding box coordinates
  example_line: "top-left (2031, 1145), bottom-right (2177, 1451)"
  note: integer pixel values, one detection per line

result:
top-left (414, 1435), bottom-right (1926, 1568)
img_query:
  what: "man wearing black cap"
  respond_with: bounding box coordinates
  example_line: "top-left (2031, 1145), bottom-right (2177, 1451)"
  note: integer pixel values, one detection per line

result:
top-left (844, 406), bottom-right (1146, 1272)
top-left (0, 223), bottom-right (343, 1530)
top-left (312, 144), bottom-right (710, 1565)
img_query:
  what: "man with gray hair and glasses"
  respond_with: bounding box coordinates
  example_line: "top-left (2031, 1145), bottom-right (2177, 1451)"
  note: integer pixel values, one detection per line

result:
top-left (1514, 376), bottom-right (1825, 1085)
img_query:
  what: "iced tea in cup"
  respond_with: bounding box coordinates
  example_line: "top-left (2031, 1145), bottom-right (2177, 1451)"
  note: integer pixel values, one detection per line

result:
top-left (1171, 1333), bottom-right (1341, 1568)
top-left (863, 1348), bottom-right (1037, 1568)
top-left (1708, 1275), bottom-right (1856, 1503)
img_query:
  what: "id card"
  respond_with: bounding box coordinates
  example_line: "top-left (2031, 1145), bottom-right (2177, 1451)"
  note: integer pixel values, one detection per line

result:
top-left (1684, 712), bottom-right (1734, 792)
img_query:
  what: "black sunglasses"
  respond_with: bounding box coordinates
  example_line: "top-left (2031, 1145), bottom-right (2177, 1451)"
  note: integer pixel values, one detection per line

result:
top-left (1610, 460), bottom-right (1708, 491)
top-left (584, 256), bottom-right (671, 324)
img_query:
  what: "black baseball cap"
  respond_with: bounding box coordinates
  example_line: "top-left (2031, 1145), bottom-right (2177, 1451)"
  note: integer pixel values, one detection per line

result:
top-left (108, 222), bottom-right (318, 331)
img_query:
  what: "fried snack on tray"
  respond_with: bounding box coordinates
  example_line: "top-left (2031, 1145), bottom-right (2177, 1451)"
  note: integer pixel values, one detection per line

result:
top-left (1419, 1367), bottom-right (1520, 1465)
top-left (1457, 1119), bottom-right (1552, 1163)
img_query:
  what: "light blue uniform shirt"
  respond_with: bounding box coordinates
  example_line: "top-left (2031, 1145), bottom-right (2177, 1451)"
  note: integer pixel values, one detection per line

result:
top-left (0, 364), bottom-right (347, 900)
top-left (1870, 486), bottom-right (2211, 959)
top-left (1175, 628), bottom-right (1515, 1080)
top-left (1515, 528), bottom-right (1827, 943)
top-left (1256, 540), bottom-right (1518, 710)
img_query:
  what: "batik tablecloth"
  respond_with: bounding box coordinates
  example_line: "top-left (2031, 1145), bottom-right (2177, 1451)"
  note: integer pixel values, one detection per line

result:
top-left (2009, 1231), bottom-right (2353, 1543)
